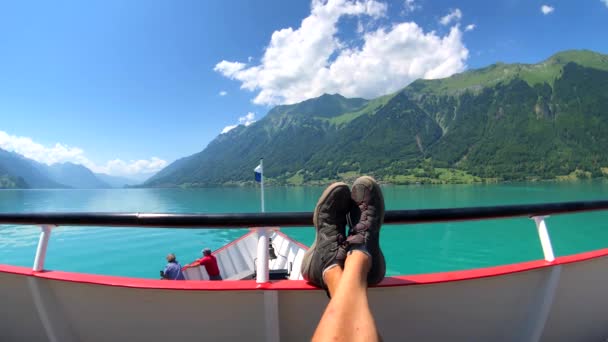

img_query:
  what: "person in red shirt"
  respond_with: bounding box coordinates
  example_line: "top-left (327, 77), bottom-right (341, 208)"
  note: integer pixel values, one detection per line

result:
top-left (183, 248), bottom-right (222, 280)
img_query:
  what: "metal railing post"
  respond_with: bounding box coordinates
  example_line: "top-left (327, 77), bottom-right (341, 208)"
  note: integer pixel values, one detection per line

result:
top-left (33, 225), bottom-right (54, 272)
top-left (531, 216), bottom-right (555, 262)
top-left (256, 228), bottom-right (270, 283)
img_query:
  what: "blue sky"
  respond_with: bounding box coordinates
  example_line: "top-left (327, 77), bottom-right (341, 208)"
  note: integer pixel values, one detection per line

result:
top-left (0, 0), bottom-right (607, 178)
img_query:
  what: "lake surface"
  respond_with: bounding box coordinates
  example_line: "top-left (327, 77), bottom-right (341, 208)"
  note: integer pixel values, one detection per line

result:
top-left (1, 181), bottom-right (607, 279)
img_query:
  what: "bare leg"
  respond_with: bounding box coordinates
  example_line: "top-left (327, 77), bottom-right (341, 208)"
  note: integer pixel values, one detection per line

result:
top-left (312, 251), bottom-right (379, 342)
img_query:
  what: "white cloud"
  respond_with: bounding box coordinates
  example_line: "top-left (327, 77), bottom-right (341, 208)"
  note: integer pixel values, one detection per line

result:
top-left (98, 157), bottom-right (168, 177)
top-left (440, 8), bottom-right (462, 26)
top-left (403, 0), bottom-right (419, 13)
top-left (0, 130), bottom-right (85, 165)
top-left (220, 125), bottom-right (238, 134)
top-left (541, 5), bottom-right (554, 14)
top-left (219, 90), bottom-right (228, 96)
top-left (221, 112), bottom-right (257, 134)
top-left (215, 60), bottom-right (246, 77)
top-left (356, 20), bottom-right (364, 33)
top-left (465, 24), bottom-right (476, 32)
top-left (215, 0), bottom-right (469, 105)
top-left (0, 130), bottom-right (167, 177)
top-left (601, 0), bottom-right (608, 7)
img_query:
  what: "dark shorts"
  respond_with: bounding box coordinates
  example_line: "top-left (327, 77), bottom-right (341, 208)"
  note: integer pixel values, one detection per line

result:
top-left (209, 275), bottom-right (222, 281)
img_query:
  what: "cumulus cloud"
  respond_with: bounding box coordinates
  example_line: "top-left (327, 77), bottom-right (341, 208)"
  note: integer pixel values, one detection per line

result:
top-left (221, 112), bottom-right (257, 134)
top-left (99, 158), bottom-right (168, 176)
top-left (601, 0), bottom-right (608, 7)
top-left (465, 24), bottom-right (476, 31)
top-left (214, 0), bottom-right (469, 105)
top-left (439, 8), bottom-right (462, 25)
top-left (219, 90), bottom-right (228, 96)
top-left (541, 5), bottom-right (554, 14)
top-left (0, 130), bottom-right (167, 177)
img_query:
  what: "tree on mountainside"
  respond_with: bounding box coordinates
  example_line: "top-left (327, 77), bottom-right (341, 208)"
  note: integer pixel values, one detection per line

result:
top-left (144, 50), bottom-right (608, 187)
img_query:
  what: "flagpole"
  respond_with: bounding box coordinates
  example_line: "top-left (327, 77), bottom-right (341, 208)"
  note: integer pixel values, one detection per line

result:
top-left (260, 158), bottom-right (265, 213)
top-left (256, 158), bottom-right (269, 283)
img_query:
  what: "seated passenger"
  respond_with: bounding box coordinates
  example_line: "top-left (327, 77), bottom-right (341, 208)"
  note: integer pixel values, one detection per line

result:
top-left (183, 248), bottom-right (222, 280)
top-left (161, 253), bottom-right (185, 280)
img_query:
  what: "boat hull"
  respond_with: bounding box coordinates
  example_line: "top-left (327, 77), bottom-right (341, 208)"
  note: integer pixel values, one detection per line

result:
top-left (2, 249), bottom-right (608, 341)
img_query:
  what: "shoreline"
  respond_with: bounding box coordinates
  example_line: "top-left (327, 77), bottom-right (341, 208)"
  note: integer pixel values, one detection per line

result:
top-left (2, 175), bottom-right (607, 190)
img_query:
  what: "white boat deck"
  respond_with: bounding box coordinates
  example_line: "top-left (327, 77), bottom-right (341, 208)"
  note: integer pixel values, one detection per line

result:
top-left (183, 229), bottom-right (306, 280)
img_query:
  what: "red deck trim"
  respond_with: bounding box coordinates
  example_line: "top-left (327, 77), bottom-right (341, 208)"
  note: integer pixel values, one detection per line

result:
top-left (0, 264), bottom-right (35, 276)
top-left (2, 248), bottom-right (608, 291)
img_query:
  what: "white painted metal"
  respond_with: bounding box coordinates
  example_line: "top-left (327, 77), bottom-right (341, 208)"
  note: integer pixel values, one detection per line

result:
top-left (532, 216), bottom-right (555, 262)
top-left (256, 228), bottom-right (270, 283)
top-left (260, 158), bottom-right (265, 213)
top-left (33, 225), bottom-right (54, 272)
top-left (264, 291), bottom-right (280, 342)
top-left (256, 158), bottom-right (269, 282)
top-left (27, 277), bottom-right (75, 342)
top-left (519, 265), bottom-right (562, 342)
top-left (4, 255), bottom-right (608, 341)
top-left (182, 230), bottom-right (306, 281)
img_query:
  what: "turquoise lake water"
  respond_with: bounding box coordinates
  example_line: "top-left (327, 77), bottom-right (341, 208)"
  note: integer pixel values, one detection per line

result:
top-left (1, 181), bottom-right (607, 279)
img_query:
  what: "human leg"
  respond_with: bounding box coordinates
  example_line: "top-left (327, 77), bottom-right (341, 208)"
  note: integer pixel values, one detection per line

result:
top-left (310, 176), bottom-right (385, 342)
top-left (312, 250), bottom-right (378, 342)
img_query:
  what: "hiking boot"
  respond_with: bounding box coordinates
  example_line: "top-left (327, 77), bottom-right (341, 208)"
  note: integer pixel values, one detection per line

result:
top-left (301, 182), bottom-right (351, 289)
top-left (347, 176), bottom-right (386, 285)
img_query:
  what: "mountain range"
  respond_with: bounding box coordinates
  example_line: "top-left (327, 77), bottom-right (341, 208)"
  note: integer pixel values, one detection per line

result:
top-left (145, 49), bottom-right (608, 187)
top-left (0, 148), bottom-right (138, 189)
top-left (3, 49), bottom-right (607, 188)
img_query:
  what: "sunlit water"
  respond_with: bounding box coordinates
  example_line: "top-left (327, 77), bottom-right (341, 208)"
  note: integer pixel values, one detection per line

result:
top-left (1, 181), bottom-right (607, 279)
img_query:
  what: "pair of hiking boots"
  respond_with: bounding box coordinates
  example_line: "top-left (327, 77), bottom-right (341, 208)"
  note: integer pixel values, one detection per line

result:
top-left (301, 176), bottom-right (385, 289)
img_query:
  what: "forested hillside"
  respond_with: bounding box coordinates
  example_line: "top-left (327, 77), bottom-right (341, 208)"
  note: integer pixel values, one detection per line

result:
top-left (145, 50), bottom-right (608, 187)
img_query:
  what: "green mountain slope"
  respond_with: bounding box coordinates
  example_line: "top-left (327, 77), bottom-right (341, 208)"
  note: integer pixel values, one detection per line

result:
top-left (145, 50), bottom-right (608, 187)
top-left (0, 163), bottom-right (28, 189)
top-left (268, 93), bottom-right (368, 119)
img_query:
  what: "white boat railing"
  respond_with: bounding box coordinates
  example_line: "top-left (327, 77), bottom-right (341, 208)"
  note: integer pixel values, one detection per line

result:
top-left (532, 216), bottom-right (555, 262)
top-left (1, 200), bottom-right (608, 282)
top-left (32, 225), bottom-right (54, 272)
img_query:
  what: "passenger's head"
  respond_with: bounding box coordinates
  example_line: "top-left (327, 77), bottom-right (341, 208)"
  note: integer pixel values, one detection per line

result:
top-left (202, 248), bottom-right (212, 256)
top-left (166, 253), bottom-right (176, 262)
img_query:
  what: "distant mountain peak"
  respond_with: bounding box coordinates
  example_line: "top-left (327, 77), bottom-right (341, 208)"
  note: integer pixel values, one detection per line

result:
top-left (0, 148), bottom-right (112, 189)
top-left (406, 49), bottom-right (608, 96)
top-left (542, 49), bottom-right (608, 70)
top-left (266, 92), bottom-right (369, 120)
top-left (318, 93), bottom-right (345, 99)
